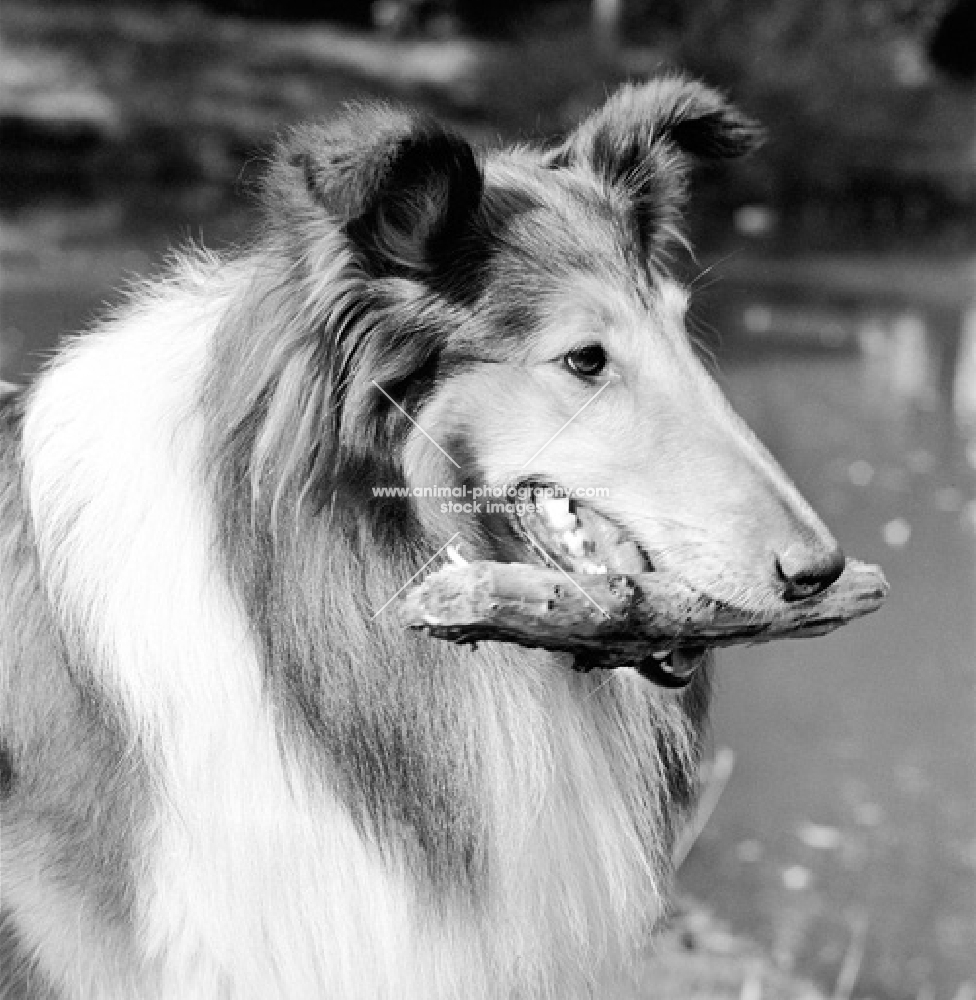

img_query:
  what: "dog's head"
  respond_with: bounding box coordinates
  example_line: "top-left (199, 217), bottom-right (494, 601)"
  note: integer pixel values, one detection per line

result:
top-left (260, 78), bottom-right (842, 662)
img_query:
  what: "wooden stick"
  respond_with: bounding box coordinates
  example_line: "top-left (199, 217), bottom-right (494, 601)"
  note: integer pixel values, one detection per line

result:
top-left (399, 559), bottom-right (888, 659)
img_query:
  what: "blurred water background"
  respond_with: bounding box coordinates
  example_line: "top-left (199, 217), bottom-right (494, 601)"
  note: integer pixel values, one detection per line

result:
top-left (1, 1), bottom-right (974, 997)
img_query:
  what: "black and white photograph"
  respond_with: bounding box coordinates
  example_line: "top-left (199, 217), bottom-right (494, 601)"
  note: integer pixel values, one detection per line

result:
top-left (1, 0), bottom-right (974, 997)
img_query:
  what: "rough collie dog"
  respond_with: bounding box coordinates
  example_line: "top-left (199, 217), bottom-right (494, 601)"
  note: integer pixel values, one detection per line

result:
top-left (0, 77), bottom-right (845, 999)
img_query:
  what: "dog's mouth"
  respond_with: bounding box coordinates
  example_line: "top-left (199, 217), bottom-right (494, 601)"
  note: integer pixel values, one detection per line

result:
top-left (508, 480), bottom-right (706, 689)
top-left (512, 480), bottom-right (652, 577)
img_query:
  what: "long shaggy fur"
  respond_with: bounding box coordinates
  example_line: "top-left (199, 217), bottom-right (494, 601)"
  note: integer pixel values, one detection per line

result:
top-left (0, 78), bottom-right (836, 1000)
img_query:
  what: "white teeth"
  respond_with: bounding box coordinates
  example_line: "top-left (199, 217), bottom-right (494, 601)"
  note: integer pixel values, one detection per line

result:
top-left (651, 650), bottom-right (671, 661)
top-left (579, 561), bottom-right (608, 575)
top-left (528, 490), bottom-right (651, 577)
top-left (541, 497), bottom-right (578, 532)
top-left (562, 528), bottom-right (595, 559)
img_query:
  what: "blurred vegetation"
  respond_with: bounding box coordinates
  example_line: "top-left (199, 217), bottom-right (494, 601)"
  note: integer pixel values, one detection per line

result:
top-left (658, 0), bottom-right (974, 247)
top-left (1, 0), bottom-right (973, 248)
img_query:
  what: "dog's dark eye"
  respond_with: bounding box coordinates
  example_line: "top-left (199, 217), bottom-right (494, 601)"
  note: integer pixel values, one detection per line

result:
top-left (564, 344), bottom-right (607, 378)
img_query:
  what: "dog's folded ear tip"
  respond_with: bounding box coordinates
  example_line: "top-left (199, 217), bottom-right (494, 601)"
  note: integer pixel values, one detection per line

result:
top-left (618, 75), bottom-right (765, 158)
top-left (560, 74), bottom-right (764, 164)
top-left (669, 109), bottom-right (766, 159)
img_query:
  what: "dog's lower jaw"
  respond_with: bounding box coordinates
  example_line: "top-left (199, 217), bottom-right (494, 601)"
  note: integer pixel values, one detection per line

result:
top-left (636, 646), bottom-right (708, 688)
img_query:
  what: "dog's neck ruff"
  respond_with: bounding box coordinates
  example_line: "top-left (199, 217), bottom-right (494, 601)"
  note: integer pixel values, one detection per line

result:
top-left (16, 245), bottom-right (707, 999)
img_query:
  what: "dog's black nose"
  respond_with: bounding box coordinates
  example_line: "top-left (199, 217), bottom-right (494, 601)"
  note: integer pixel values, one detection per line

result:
top-left (775, 545), bottom-right (846, 602)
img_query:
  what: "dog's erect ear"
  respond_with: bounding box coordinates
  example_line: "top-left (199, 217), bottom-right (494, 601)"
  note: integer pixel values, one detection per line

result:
top-left (273, 106), bottom-right (483, 278)
top-left (548, 77), bottom-right (762, 256)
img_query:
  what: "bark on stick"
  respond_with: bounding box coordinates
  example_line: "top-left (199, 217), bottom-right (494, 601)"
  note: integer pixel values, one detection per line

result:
top-left (399, 559), bottom-right (888, 661)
